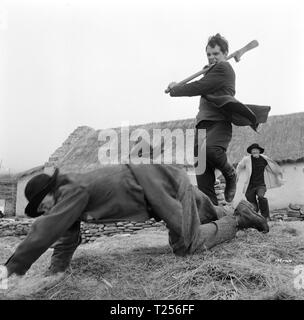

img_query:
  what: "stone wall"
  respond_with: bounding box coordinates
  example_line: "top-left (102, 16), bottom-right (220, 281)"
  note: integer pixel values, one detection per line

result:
top-left (1, 204), bottom-right (303, 243)
top-left (0, 218), bottom-right (166, 244)
top-left (80, 219), bottom-right (165, 244)
top-left (271, 204), bottom-right (304, 221)
top-left (0, 179), bottom-right (17, 217)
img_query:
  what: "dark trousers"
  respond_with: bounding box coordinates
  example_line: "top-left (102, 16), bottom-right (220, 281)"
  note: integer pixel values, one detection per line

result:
top-left (245, 185), bottom-right (270, 218)
top-left (195, 145), bottom-right (234, 205)
top-left (194, 121), bottom-right (234, 205)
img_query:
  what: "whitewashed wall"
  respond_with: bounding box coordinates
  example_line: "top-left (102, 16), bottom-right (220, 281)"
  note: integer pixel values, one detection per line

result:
top-left (188, 163), bottom-right (304, 209)
top-left (16, 175), bottom-right (35, 216)
top-left (233, 162), bottom-right (304, 209)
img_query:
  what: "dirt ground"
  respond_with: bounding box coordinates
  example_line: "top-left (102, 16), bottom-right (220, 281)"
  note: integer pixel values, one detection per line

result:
top-left (1, 221), bottom-right (304, 300)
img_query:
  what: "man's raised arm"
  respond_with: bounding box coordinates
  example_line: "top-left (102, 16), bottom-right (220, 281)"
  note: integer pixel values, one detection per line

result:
top-left (168, 62), bottom-right (230, 97)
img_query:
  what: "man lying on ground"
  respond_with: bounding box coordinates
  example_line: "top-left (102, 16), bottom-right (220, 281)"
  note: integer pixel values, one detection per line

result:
top-left (0, 164), bottom-right (269, 281)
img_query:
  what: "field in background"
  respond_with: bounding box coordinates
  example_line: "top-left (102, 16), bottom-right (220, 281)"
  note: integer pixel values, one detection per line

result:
top-left (1, 221), bottom-right (304, 300)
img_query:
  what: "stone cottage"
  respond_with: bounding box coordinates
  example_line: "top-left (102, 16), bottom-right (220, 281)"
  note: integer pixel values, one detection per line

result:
top-left (3, 112), bottom-right (304, 216)
top-left (48, 111), bottom-right (304, 210)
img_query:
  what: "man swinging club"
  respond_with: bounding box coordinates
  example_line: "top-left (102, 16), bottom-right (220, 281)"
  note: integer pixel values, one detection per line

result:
top-left (0, 164), bottom-right (269, 281)
top-left (165, 34), bottom-right (270, 206)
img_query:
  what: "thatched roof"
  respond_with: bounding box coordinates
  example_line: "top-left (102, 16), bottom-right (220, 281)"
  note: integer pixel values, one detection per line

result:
top-left (47, 112), bottom-right (304, 173)
top-left (228, 112), bottom-right (304, 164)
top-left (46, 119), bottom-right (197, 173)
top-left (16, 165), bottom-right (45, 179)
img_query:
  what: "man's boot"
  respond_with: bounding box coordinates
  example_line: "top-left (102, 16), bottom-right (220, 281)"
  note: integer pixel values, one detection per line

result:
top-left (223, 167), bottom-right (237, 203)
top-left (234, 200), bottom-right (269, 233)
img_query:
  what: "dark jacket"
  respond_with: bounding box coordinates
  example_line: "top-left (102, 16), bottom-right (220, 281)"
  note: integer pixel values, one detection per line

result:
top-left (5, 165), bottom-right (150, 275)
top-left (5, 165), bottom-right (222, 276)
top-left (169, 61), bottom-right (270, 127)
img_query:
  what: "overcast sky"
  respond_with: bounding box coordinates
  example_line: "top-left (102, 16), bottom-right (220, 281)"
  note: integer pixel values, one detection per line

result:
top-left (0, 0), bottom-right (303, 173)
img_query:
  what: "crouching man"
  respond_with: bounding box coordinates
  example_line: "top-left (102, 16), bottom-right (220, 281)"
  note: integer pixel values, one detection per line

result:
top-left (0, 164), bottom-right (269, 281)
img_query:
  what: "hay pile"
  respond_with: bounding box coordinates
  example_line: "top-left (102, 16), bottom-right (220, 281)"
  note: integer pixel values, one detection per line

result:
top-left (1, 221), bottom-right (304, 300)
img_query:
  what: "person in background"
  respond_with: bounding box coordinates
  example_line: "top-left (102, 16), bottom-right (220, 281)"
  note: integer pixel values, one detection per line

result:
top-left (236, 143), bottom-right (284, 220)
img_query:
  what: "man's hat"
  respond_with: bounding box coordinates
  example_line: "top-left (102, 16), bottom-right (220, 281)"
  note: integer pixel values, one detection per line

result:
top-left (24, 168), bottom-right (59, 218)
top-left (247, 143), bottom-right (264, 154)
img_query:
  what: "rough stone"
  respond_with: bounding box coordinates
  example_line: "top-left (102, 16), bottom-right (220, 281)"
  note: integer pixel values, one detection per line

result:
top-left (103, 231), bottom-right (116, 235)
top-left (124, 223), bottom-right (134, 227)
top-left (153, 222), bottom-right (164, 227)
top-left (116, 222), bottom-right (125, 227)
top-left (103, 223), bottom-right (116, 227)
top-left (104, 226), bottom-right (117, 231)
